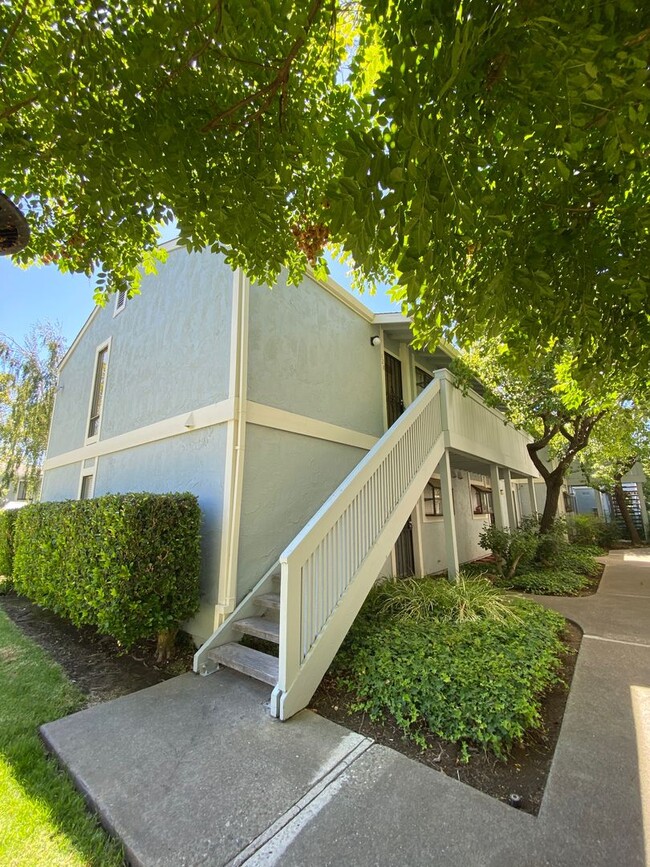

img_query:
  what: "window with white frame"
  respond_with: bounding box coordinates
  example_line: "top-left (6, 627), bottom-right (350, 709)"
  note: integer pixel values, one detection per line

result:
top-left (423, 479), bottom-right (443, 517)
top-left (472, 485), bottom-right (493, 516)
top-left (79, 473), bottom-right (94, 500)
top-left (87, 344), bottom-right (109, 439)
top-left (16, 479), bottom-right (28, 500)
top-left (114, 289), bottom-right (127, 315)
top-left (415, 367), bottom-right (433, 394)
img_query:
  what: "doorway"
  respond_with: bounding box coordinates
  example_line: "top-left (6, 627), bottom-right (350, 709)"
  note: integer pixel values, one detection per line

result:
top-left (395, 518), bottom-right (415, 576)
top-left (384, 353), bottom-right (404, 427)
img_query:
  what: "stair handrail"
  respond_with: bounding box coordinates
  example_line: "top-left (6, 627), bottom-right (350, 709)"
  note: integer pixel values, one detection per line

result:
top-left (274, 377), bottom-right (444, 715)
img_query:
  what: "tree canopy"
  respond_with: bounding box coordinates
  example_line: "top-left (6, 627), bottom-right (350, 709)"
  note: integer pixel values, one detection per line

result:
top-left (1, 1), bottom-right (648, 377)
top-left (0, 323), bottom-right (66, 498)
top-left (453, 338), bottom-right (634, 531)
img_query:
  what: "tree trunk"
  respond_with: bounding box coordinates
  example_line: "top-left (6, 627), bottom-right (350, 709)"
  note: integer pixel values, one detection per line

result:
top-left (539, 470), bottom-right (565, 534)
top-left (613, 482), bottom-right (642, 545)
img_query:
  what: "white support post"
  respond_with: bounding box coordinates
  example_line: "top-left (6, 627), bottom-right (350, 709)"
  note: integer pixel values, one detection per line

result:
top-left (438, 451), bottom-right (460, 580)
top-left (527, 477), bottom-right (539, 518)
top-left (490, 464), bottom-right (506, 530)
top-left (502, 467), bottom-right (516, 529)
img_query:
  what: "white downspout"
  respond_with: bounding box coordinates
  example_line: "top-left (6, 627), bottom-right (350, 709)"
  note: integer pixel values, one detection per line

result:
top-left (215, 268), bottom-right (250, 624)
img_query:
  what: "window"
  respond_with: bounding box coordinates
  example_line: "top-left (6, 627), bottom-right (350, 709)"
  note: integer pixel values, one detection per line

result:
top-left (114, 289), bottom-right (127, 315)
top-left (16, 479), bottom-right (27, 500)
top-left (423, 480), bottom-right (443, 517)
top-left (472, 486), bottom-right (493, 516)
top-left (415, 367), bottom-right (433, 394)
top-left (79, 474), bottom-right (94, 500)
top-left (87, 344), bottom-right (109, 439)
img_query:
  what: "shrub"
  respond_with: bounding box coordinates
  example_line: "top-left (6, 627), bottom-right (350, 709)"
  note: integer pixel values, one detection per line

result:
top-left (478, 523), bottom-right (538, 579)
top-left (334, 597), bottom-right (566, 758)
top-left (0, 511), bottom-right (17, 577)
top-left (12, 493), bottom-right (201, 656)
top-left (499, 568), bottom-right (591, 596)
top-left (371, 573), bottom-right (520, 624)
top-left (567, 514), bottom-right (618, 549)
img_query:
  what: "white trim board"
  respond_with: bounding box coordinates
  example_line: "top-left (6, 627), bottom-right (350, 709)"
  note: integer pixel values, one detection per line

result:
top-left (246, 402), bottom-right (379, 451)
top-left (43, 401), bottom-right (379, 472)
top-left (44, 399), bottom-right (235, 470)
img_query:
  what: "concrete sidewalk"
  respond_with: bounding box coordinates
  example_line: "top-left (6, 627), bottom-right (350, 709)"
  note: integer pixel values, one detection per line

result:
top-left (41, 550), bottom-right (650, 867)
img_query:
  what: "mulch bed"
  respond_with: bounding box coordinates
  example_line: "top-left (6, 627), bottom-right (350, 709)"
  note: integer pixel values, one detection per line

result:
top-left (309, 620), bottom-right (583, 816)
top-left (0, 591), bottom-right (194, 706)
top-left (2, 587), bottom-right (583, 816)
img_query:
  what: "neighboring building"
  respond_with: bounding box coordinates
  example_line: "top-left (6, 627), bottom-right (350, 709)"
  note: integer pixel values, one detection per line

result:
top-left (568, 462), bottom-right (649, 539)
top-left (41, 242), bottom-right (540, 719)
top-left (1, 474), bottom-right (31, 511)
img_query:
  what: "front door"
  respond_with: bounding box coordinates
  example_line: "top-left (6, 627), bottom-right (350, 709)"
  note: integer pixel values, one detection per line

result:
top-left (395, 518), bottom-right (415, 576)
top-left (384, 353), bottom-right (404, 427)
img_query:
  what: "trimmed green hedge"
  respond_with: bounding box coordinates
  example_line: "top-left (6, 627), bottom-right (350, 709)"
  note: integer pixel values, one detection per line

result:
top-left (12, 493), bottom-right (201, 648)
top-left (0, 511), bottom-right (18, 577)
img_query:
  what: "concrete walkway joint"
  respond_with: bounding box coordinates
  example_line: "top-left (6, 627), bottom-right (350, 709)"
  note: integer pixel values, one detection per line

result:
top-left (41, 548), bottom-right (650, 866)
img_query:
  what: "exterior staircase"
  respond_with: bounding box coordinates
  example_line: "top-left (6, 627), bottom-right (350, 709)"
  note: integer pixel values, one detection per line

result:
top-left (203, 577), bottom-right (281, 686)
top-left (194, 374), bottom-right (447, 719)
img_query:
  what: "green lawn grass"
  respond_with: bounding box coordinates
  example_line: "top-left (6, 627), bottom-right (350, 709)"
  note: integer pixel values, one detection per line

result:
top-left (0, 608), bottom-right (123, 866)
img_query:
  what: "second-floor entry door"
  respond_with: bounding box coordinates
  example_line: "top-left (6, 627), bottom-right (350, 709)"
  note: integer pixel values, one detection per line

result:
top-left (384, 353), bottom-right (404, 428)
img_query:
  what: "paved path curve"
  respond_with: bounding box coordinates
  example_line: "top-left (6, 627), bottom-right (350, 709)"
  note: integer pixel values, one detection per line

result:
top-left (41, 550), bottom-right (650, 866)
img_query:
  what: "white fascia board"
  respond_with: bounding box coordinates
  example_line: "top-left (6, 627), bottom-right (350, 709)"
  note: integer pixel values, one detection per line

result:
top-left (58, 306), bottom-right (100, 372)
top-left (305, 266), bottom-right (375, 323)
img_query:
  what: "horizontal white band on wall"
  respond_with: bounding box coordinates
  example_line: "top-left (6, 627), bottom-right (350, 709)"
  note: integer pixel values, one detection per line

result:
top-left (246, 401), bottom-right (379, 451)
top-left (43, 398), bottom-right (236, 470)
top-left (43, 399), bottom-right (379, 471)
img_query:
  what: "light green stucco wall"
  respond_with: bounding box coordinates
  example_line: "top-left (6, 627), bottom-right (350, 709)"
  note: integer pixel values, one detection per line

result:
top-left (247, 271), bottom-right (384, 437)
top-left (47, 247), bottom-right (233, 458)
top-left (236, 425), bottom-right (368, 600)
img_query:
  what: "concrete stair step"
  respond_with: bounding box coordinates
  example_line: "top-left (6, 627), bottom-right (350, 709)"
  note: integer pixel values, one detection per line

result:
top-left (208, 642), bottom-right (278, 686)
top-left (233, 616), bottom-right (280, 644)
top-left (256, 592), bottom-right (281, 611)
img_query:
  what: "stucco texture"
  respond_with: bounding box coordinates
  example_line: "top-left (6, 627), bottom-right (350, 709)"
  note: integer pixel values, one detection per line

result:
top-left (236, 425), bottom-right (368, 600)
top-left (47, 248), bottom-right (233, 458)
top-left (247, 272), bottom-right (384, 438)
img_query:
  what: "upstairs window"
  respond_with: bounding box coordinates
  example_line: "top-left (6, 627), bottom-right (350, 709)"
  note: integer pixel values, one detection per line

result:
top-left (415, 367), bottom-right (433, 394)
top-left (423, 480), bottom-right (443, 517)
top-left (87, 344), bottom-right (109, 439)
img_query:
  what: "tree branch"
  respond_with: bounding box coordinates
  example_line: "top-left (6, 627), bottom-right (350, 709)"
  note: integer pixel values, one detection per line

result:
top-left (0, 92), bottom-right (38, 121)
top-left (527, 442), bottom-right (551, 481)
top-left (0, 0), bottom-right (30, 65)
top-left (201, 0), bottom-right (326, 132)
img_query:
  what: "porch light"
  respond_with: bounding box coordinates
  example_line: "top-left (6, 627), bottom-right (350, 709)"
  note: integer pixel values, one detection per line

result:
top-left (370, 335), bottom-right (380, 347)
top-left (0, 192), bottom-right (30, 256)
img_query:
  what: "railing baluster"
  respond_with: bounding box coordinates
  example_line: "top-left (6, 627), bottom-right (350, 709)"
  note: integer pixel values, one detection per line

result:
top-left (285, 383), bottom-right (449, 670)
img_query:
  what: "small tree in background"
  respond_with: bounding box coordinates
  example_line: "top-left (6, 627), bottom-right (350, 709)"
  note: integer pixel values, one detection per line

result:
top-left (0, 323), bottom-right (66, 499)
top-left (452, 340), bottom-right (640, 535)
top-left (578, 407), bottom-right (650, 544)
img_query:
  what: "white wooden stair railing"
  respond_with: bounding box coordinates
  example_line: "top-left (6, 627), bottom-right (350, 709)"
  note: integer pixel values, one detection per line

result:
top-left (194, 378), bottom-right (446, 719)
top-left (271, 378), bottom-right (445, 719)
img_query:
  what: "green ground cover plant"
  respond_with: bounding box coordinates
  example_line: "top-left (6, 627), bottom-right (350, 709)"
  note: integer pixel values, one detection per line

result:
top-left (0, 607), bottom-right (123, 866)
top-left (332, 576), bottom-right (566, 760)
top-left (12, 493), bottom-right (201, 659)
top-left (498, 569), bottom-right (592, 597)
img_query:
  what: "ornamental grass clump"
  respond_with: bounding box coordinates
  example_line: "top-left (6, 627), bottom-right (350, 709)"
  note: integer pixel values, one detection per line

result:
top-left (371, 573), bottom-right (521, 624)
